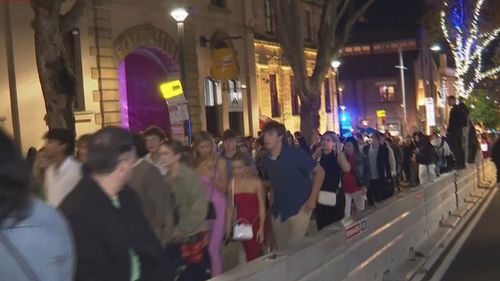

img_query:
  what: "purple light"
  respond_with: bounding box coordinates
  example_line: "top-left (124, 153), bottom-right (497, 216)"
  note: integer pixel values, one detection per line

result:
top-left (118, 60), bottom-right (129, 128)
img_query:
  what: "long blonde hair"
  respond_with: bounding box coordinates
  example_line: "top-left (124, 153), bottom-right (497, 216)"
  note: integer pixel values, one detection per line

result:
top-left (191, 131), bottom-right (218, 170)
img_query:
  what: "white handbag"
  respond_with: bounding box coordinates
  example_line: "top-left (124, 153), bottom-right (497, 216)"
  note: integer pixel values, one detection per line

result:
top-left (233, 219), bottom-right (254, 240)
top-left (231, 179), bottom-right (257, 241)
top-left (318, 190), bottom-right (337, 206)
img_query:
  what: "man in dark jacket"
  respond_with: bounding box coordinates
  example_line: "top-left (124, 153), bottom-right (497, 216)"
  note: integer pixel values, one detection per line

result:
top-left (447, 96), bottom-right (466, 169)
top-left (60, 127), bottom-right (163, 281)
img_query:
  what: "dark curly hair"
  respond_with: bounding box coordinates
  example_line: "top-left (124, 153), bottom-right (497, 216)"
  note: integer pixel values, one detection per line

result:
top-left (0, 130), bottom-right (31, 224)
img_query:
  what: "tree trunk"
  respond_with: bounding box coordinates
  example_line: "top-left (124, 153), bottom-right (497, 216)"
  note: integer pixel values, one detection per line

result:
top-left (300, 94), bottom-right (321, 145)
top-left (32, 0), bottom-right (76, 136)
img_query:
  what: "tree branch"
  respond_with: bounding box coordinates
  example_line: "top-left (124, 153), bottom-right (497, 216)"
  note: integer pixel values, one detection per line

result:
top-left (333, 0), bottom-right (375, 57)
top-left (61, 0), bottom-right (87, 33)
top-left (476, 66), bottom-right (500, 82)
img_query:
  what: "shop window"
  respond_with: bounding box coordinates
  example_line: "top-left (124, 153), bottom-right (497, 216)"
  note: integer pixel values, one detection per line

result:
top-left (65, 29), bottom-right (85, 111)
top-left (379, 85), bottom-right (396, 103)
top-left (270, 74), bottom-right (280, 117)
top-left (265, 0), bottom-right (275, 34)
top-left (291, 76), bottom-right (300, 115)
top-left (324, 78), bottom-right (332, 113)
top-left (204, 78), bottom-right (222, 106)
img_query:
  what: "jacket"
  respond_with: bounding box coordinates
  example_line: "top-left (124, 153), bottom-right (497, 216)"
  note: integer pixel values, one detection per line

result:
top-left (59, 176), bottom-right (162, 281)
top-left (448, 105), bottom-right (466, 132)
top-left (0, 198), bottom-right (74, 281)
top-left (129, 159), bottom-right (175, 246)
top-left (338, 151), bottom-right (367, 187)
top-left (168, 163), bottom-right (208, 238)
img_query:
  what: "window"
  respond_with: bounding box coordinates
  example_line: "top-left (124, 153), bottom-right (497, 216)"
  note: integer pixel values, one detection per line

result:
top-left (379, 85), bottom-right (396, 102)
top-left (270, 74), bottom-right (280, 117)
top-left (65, 29), bottom-right (85, 111)
top-left (204, 78), bottom-right (222, 106)
top-left (265, 0), bottom-right (275, 34)
top-left (305, 11), bottom-right (313, 41)
top-left (211, 0), bottom-right (226, 8)
top-left (324, 78), bottom-right (332, 113)
top-left (291, 76), bottom-right (300, 115)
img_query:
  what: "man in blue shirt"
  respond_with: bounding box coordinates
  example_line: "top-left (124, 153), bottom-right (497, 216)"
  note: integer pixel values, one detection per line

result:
top-left (261, 121), bottom-right (325, 249)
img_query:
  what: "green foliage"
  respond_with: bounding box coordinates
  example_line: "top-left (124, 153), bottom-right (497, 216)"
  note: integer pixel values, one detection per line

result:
top-left (465, 89), bottom-right (500, 129)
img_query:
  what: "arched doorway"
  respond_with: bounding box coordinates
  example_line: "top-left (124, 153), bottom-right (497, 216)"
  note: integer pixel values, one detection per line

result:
top-left (113, 24), bottom-right (180, 136)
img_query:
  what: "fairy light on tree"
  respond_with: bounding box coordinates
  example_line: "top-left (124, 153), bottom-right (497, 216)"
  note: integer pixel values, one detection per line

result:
top-left (440, 0), bottom-right (500, 98)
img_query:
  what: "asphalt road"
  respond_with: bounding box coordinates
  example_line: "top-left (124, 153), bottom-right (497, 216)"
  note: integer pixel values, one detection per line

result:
top-left (441, 186), bottom-right (500, 281)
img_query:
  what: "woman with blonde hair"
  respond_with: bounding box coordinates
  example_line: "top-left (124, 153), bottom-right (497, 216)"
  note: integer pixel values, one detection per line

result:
top-left (192, 132), bottom-right (228, 276)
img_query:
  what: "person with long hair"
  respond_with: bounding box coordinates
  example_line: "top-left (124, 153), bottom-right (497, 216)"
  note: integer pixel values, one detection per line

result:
top-left (75, 134), bottom-right (92, 163)
top-left (0, 129), bottom-right (74, 281)
top-left (338, 137), bottom-right (367, 220)
top-left (192, 132), bottom-right (228, 276)
top-left (315, 131), bottom-right (345, 230)
top-left (225, 152), bottom-right (266, 262)
top-left (159, 140), bottom-right (210, 280)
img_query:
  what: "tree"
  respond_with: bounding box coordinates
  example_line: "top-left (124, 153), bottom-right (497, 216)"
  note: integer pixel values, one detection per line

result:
top-left (31, 0), bottom-right (87, 135)
top-left (272, 0), bottom-right (375, 143)
top-left (465, 89), bottom-right (500, 129)
top-left (440, 0), bottom-right (500, 97)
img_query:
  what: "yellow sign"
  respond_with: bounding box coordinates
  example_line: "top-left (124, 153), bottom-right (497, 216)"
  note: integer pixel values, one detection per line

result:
top-left (376, 110), bottom-right (386, 118)
top-left (210, 47), bottom-right (240, 80)
top-left (160, 80), bottom-right (183, 99)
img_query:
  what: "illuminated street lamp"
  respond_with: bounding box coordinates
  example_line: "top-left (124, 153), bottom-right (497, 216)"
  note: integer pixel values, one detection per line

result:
top-left (170, 8), bottom-right (192, 145)
top-left (430, 43), bottom-right (442, 52)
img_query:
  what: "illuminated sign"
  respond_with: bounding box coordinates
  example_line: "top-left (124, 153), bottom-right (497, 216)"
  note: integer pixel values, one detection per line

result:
top-left (160, 80), bottom-right (183, 99)
top-left (376, 110), bottom-right (386, 118)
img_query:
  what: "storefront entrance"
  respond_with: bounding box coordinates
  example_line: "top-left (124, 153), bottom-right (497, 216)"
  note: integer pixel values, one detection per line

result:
top-left (118, 47), bottom-right (176, 135)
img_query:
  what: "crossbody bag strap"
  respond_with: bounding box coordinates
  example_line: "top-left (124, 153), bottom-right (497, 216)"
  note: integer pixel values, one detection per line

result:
top-left (0, 231), bottom-right (41, 281)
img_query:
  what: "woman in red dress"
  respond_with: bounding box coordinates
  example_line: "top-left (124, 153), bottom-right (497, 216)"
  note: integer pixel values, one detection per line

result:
top-left (225, 152), bottom-right (266, 262)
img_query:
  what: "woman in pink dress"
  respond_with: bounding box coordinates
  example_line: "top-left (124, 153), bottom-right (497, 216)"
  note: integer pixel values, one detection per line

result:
top-left (192, 132), bottom-right (228, 276)
top-left (225, 152), bottom-right (266, 261)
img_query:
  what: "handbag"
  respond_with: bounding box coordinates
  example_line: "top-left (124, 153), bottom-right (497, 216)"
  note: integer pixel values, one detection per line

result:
top-left (0, 231), bottom-right (41, 281)
top-left (231, 179), bottom-right (258, 241)
top-left (318, 190), bottom-right (337, 206)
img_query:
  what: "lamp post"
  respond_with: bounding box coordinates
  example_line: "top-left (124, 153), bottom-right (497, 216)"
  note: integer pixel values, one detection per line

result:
top-left (170, 8), bottom-right (192, 145)
top-left (396, 48), bottom-right (408, 136)
top-left (331, 59), bottom-right (343, 136)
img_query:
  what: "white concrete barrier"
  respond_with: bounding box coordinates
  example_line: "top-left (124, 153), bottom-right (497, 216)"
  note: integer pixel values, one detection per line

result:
top-left (211, 167), bottom-right (480, 281)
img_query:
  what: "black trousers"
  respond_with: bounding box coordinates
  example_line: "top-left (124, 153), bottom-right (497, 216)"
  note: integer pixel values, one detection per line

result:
top-left (316, 189), bottom-right (345, 230)
top-left (367, 178), bottom-right (394, 206)
top-left (448, 131), bottom-right (465, 168)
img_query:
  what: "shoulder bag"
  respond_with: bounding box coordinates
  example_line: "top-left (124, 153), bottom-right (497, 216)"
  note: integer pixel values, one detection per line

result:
top-left (0, 231), bottom-right (41, 281)
top-left (231, 179), bottom-right (257, 241)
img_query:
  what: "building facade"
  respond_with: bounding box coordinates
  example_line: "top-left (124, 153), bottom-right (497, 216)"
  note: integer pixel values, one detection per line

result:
top-left (1, 0), bottom-right (341, 151)
top-left (1, 0), bottom-right (261, 151)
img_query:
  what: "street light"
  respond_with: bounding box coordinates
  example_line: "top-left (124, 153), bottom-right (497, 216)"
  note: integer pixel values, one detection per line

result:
top-left (430, 43), bottom-right (442, 52)
top-left (331, 59), bottom-right (343, 136)
top-left (170, 8), bottom-right (192, 145)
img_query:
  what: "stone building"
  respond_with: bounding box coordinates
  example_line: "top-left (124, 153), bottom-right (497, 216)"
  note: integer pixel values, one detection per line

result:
top-left (1, 0), bottom-right (259, 151)
top-left (1, 0), bottom-right (342, 151)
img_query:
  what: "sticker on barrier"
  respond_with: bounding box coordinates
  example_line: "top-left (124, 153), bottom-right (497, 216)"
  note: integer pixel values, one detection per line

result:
top-left (345, 219), bottom-right (367, 240)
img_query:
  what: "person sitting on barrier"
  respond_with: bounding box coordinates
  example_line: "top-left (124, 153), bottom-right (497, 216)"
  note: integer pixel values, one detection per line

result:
top-left (225, 152), bottom-right (266, 262)
top-left (338, 137), bottom-right (367, 220)
top-left (431, 132), bottom-right (454, 175)
top-left (415, 132), bottom-right (438, 185)
top-left (363, 131), bottom-right (397, 205)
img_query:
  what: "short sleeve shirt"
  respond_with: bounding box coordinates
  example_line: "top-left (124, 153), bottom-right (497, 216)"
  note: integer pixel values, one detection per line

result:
top-left (262, 145), bottom-right (316, 221)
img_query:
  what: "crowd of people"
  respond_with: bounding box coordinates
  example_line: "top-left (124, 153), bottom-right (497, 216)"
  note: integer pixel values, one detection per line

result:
top-left (1, 94), bottom-right (498, 281)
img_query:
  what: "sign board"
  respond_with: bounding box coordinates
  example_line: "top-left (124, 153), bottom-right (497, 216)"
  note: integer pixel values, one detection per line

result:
top-left (210, 47), bottom-right (240, 81)
top-left (167, 102), bottom-right (189, 124)
top-left (160, 80), bottom-right (183, 99)
top-left (376, 110), bottom-right (386, 118)
top-left (228, 89), bottom-right (243, 112)
top-left (425, 97), bottom-right (436, 127)
top-left (170, 124), bottom-right (185, 143)
top-left (345, 219), bottom-right (367, 240)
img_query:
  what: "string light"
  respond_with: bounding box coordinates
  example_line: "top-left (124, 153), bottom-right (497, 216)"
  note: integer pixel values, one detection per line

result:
top-left (441, 0), bottom-right (500, 97)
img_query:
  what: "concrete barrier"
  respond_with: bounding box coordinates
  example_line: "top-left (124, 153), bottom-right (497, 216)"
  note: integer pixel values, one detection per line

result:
top-left (212, 166), bottom-right (483, 281)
